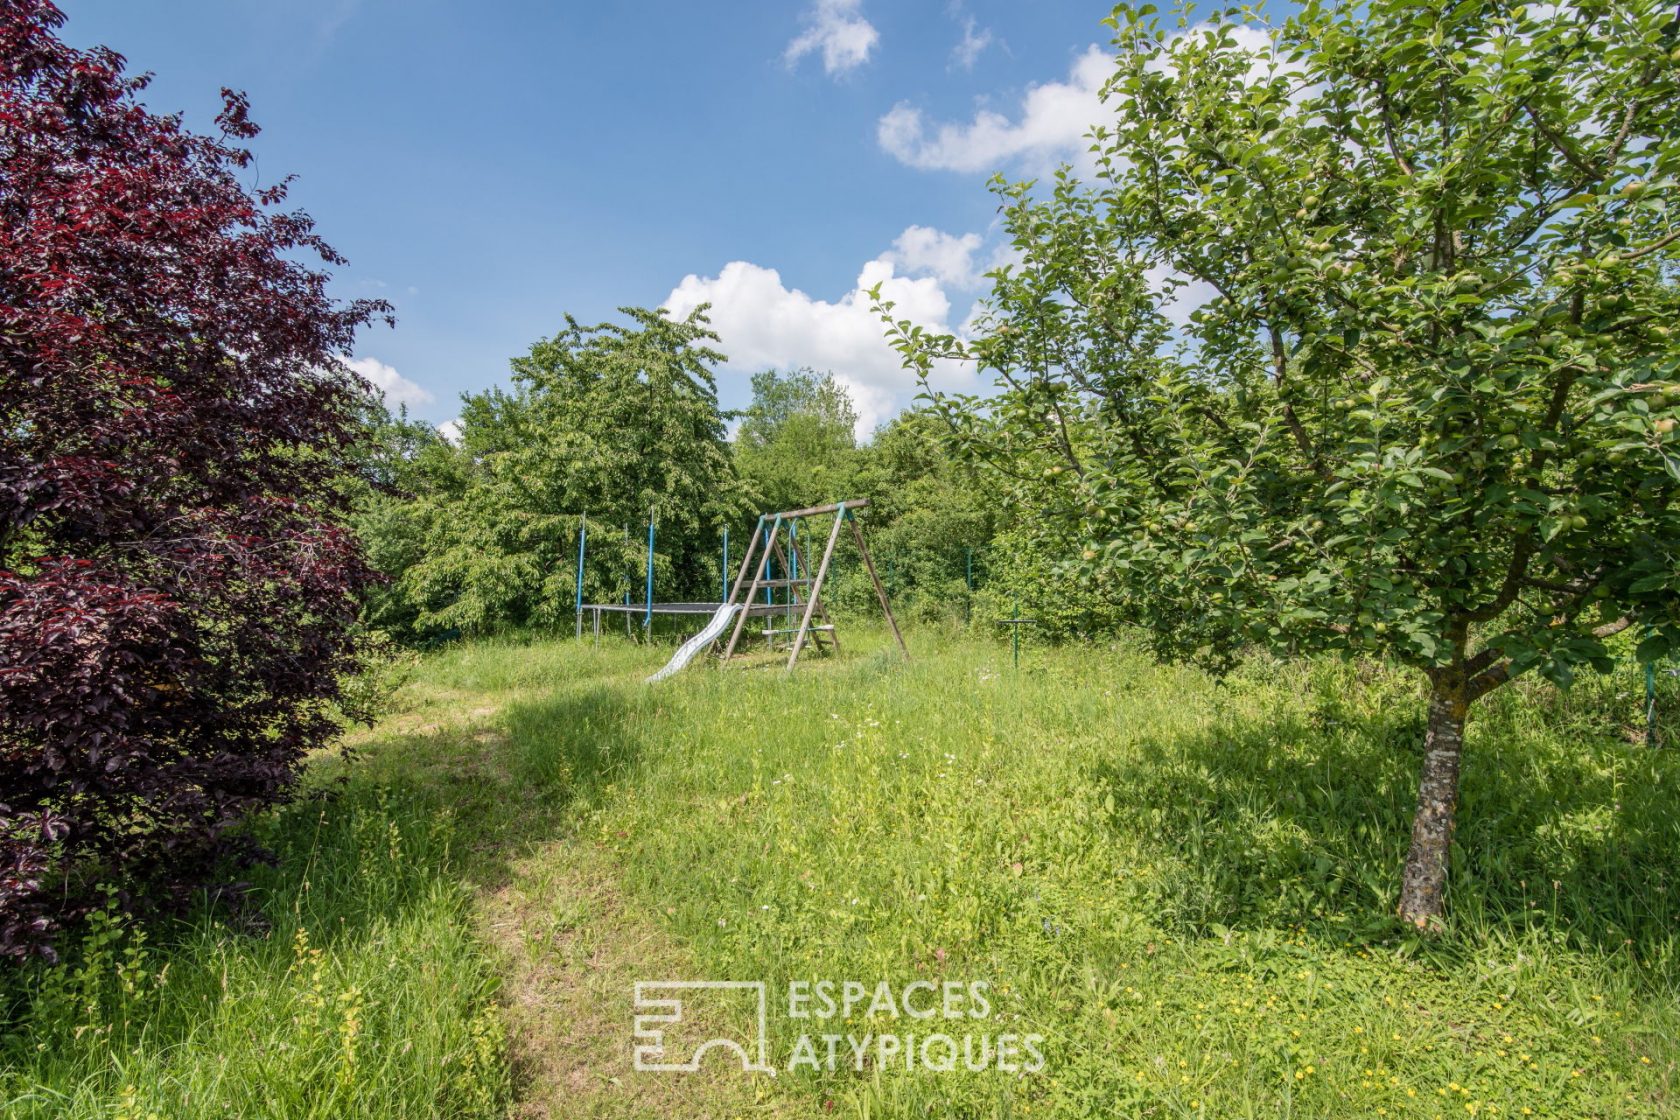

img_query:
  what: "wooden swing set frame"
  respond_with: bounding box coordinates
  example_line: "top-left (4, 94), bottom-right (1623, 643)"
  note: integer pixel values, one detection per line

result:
top-left (718, 499), bottom-right (907, 670)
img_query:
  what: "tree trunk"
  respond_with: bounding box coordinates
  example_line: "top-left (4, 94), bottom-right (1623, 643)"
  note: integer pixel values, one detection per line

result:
top-left (1397, 680), bottom-right (1469, 928)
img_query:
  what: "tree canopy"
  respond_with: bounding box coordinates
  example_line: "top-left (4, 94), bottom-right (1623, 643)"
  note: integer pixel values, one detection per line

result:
top-left (884, 0), bottom-right (1680, 926)
top-left (733, 367), bottom-right (860, 516)
top-left (357, 308), bottom-right (747, 637)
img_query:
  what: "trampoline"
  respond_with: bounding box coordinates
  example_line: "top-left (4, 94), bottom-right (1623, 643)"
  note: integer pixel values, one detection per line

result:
top-left (579, 599), bottom-right (786, 637)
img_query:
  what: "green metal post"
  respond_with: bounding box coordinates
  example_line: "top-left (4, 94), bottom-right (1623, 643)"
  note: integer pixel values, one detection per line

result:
top-left (1013, 594), bottom-right (1021, 669)
top-left (1648, 657), bottom-right (1659, 748)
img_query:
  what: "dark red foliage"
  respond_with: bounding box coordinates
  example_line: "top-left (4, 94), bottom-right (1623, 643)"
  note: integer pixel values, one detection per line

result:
top-left (0, 0), bottom-right (391, 956)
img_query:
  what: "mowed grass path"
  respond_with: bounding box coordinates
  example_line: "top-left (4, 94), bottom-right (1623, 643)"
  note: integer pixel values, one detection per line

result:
top-left (5, 630), bottom-right (1678, 1118)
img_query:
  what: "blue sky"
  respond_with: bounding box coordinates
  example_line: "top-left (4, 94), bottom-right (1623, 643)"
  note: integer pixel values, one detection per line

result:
top-left (61, 1), bottom-right (1136, 435)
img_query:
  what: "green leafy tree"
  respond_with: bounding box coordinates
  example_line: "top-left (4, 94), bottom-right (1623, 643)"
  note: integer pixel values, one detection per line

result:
top-left (350, 401), bottom-right (466, 497)
top-left (345, 401), bottom-right (471, 636)
top-left (362, 308), bottom-right (746, 635)
top-left (884, 0), bottom-right (1680, 926)
top-left (836, 409), bottom-right (1000, 622)
top-left (734, 367), bottom-right (860, 514)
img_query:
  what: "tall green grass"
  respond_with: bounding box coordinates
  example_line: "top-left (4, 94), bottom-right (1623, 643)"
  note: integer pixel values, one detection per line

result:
top-left (510, 630), bottom-right (1679, 1118)
top-left (0, 742), bottom-right (508, 1118)
top-left (4, 629), bottom-right (1675, 1118)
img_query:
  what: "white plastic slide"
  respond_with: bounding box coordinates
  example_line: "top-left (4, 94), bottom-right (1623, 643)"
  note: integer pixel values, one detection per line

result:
top-left (645, 602), bottom-right (740, 683)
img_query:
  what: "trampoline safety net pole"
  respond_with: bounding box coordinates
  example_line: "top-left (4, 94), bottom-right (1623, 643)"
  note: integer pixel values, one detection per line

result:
top-left (575, 514), bottom-right (587, 638)
top-left (644, 516), bottom-right (655, 628)
top-left (721, 526), bottom-right (729, 603)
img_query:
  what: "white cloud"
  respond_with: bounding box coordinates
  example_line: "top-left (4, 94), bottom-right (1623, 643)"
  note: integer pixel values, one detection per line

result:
top-left (880, 225), bottom-right (985, 289)
top-left (882, 24), bottom-right (1281, 178)
top-left (660, 224), bottom-right (1232, 438)
top-left (437, 418), bottom-right (463, 444)
top-left (662, 245), bottom-right (981, 439)
top-left (345, 355), bottom-right (433, 409)
top-left (950, 17), bottom-right (994, 71)
top-left (878, 45), bottom-right (1111, 176)
top-left (785, 0), bottom-right (879, 77)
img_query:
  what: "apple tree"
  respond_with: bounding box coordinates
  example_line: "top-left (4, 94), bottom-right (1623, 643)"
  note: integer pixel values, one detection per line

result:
top-left (882, 0), bottom-right (1680, 926)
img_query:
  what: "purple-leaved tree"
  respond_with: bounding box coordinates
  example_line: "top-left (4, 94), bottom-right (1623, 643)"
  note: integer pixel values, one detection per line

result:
top-left (0, 0), bottom-right (390, 955)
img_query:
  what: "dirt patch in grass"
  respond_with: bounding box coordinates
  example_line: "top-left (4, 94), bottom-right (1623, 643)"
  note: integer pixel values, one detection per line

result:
top-left (479, 837), bottom-right (787, 1120)
top-left (363, 662), bottom-right (797, 1119)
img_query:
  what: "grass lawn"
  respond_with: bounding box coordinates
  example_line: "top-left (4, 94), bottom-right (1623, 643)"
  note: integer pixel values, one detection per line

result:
top-left (4, 628), bottom-right (1677, 1118)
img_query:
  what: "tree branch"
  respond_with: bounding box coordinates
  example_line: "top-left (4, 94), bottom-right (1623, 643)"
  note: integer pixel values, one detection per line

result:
top-left (1624, 228), bottom-right (1680, 262)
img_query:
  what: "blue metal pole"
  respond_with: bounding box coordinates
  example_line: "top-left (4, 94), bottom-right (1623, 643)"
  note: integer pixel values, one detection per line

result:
top-left (763, 524), bottom-right (773, 606)
top-left (645, 517), bottom-right (655, 627)
top-left (791, 521), bottom-right (798, 583)
top-left (575, 515), bottom-right (587, 637)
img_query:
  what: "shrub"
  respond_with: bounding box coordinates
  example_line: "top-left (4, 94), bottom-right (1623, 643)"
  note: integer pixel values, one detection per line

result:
top-left (0, 0), bottom-right (388, 954)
